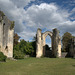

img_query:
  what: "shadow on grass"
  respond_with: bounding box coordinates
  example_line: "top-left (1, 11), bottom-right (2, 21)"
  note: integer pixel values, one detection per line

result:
top-left (72, 65), bottom-right (75, 67)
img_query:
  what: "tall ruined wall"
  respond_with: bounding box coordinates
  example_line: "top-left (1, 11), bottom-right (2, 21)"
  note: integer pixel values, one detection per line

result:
top-left (36, 28), bottom-right (42, 58)
top-left (0, 16), bottom-right (3, 50)
top-left (69, 37), bottom-right (75, 58)
top-left (0, 11), bottom-right (14, 58)
top-left (36, 28), bottom-right (61, 58)
top-left (52, 28), bottom-right (61, 57)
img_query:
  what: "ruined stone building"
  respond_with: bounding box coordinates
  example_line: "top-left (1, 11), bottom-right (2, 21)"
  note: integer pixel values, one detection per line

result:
top-left (69, 37), bottom-right (75, 58)
top-left (0, 11), bottom-right (14, 58)
top-left (36, 28), bottom-right (61, 58)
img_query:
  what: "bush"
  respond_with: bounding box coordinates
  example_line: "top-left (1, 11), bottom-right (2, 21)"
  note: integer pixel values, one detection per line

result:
top-left (24, 44), bottom-right (34, 55)
top-left (0, 52), bottom-right (7, 62)
top-left (13, 50), bottom-right (24, 59)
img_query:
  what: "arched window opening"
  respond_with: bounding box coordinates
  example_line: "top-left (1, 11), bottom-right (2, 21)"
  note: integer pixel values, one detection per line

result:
top-left (45, 35), bottom-right (52, 57)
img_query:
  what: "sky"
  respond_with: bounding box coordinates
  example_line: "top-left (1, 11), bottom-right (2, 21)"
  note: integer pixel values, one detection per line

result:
top-left (0, 0), bottom-right (75, 46)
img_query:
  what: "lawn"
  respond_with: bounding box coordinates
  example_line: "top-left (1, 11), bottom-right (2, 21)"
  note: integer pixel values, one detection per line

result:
top-left (0, 58), bottom-right (75, 75)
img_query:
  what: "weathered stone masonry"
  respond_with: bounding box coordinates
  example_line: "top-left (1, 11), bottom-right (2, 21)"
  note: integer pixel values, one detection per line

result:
top-left (69, 37), bottom-right (75, 58)
top-left (0, 11), bottom-right (14, 58)
top-left (36, 28), bottom-right (61, 58)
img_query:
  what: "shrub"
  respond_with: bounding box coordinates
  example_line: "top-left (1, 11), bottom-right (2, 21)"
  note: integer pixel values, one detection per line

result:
top-left (13, 50), bottom-right (24, 59)
top-left (0, 52), bottom-right (7, 62)
top-left (24, 44), bottom-right (34, 55)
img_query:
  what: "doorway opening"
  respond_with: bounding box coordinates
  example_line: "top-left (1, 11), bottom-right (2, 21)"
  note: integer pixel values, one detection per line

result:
top-left (44, 35), bottom-right (52, 57)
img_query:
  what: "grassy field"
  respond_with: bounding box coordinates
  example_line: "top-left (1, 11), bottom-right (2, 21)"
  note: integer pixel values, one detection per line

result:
top-left (0, 58), bottom-right (75, 75)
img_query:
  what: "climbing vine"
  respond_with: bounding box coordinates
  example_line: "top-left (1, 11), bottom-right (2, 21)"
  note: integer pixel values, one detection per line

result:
top-left (0, 11), bottom-right (5, 22)
top-left (10, 21), bottom-right (15, 30)
top-left (0, 11), bottom-right (5, 17)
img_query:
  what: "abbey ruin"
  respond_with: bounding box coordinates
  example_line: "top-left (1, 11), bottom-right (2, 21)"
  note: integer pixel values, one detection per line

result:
top-left (36, 28), bottom-right (61, 58)
top-left (69, 38), bottom-right (75, 58)
top-left (0, 11), bottom-right (75, 59)
top-left (0, 11), bottom-right (14, 58)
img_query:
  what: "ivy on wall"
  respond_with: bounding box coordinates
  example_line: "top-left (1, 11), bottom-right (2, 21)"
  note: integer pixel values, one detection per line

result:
top-left (10, 21), bottom-right (15, 30)
top-left (0, 11), bottom-right (5, 17)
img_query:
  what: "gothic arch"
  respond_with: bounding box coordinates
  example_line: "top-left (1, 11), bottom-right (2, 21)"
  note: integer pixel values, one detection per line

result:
top-left (42, 31), bottom-right (53, 38)
top-left (36, 28), bottom-right (61, 58)
top-left (42, 31), bottom-right (53, 56)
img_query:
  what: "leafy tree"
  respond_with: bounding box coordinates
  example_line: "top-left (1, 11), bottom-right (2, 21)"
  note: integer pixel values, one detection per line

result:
top-left (13, 39), bottom-right (25, 59)
top-left (13, 34), bottom-right (37, 59)
top-left (31, 41), bottom-right (36, 56)
top-left (62, 32), bottom-right (73, 52)
top-left (45, 44), bottom-right (50, 51)
top-left (13, 39), bottom-right (35, 58)
top-left (14, 33), bottom-right (20, 46)
top-left (24, 43), bottom-right (34, 55)
top-left (31, 36), bottom-right (36, 56)
top-left (13, 50), bottom-right (24, 59)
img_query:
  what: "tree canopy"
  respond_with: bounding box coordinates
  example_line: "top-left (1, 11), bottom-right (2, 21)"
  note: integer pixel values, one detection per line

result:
top-left (62, 32), bottom-right (73, 52)
top-left (13, 33), bottom-right (36, 59)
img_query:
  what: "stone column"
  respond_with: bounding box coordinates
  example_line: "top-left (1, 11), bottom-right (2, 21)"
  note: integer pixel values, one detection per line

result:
top-left (7, 28), bottom-right (14, 58)
top-left (42, 34), bottom-right (46, 56)
top-left (36, 28), bottom-right (42, 58)
top-left (57, 36), bottom-right (61, 57)
top-left (52, 28), bottom-right (61, 58)
top-left (0, 19), bottom-right (3, 51)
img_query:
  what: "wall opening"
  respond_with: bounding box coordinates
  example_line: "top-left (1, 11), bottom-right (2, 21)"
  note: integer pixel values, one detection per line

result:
top-left (44, 35), bottom-right (52, 57)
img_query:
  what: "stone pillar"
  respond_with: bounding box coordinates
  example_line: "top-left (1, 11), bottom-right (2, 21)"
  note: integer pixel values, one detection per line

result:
top-left (42, 34), bottom-right (46, 56)
top-left (57, 37), bottom-right (61, 57)
top-left (36, 28), bottom-right (42, 58)
top-left (52, 28), bottom-right (61, 58)
top-left (7, 28), bottom-right (14, 58)
top-left (0, 19), bottom-right (3, 51)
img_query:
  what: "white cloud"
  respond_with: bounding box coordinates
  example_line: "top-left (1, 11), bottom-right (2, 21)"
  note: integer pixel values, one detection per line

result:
top-left (0, 0), bottom-right (75, 41)
top-left (11, 0), bottom-right (35, 8)
top-left (24, 3), bottom-right (74, 33)
top-left (0, 0), bottom-right (26, 32)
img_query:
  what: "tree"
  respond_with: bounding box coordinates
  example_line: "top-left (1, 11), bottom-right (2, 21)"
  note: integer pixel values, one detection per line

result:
top-left (14, 33), bottom-right (20, 46)
top-left (29, 41), bottom-right (36, 57)
top-left (62, 32), bottom-right (73, 52)
top-left (13, 35), bottom-right (37, 58)
top-left (45, 44), bottom-right (50, 51)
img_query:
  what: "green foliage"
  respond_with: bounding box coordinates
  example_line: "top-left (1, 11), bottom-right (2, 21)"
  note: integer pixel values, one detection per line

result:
top-left (30, 41), bottom-right (36, 57)
top-left (0, 11), bottom-right (5, 17)
top-left (10, 21), bottom-right (15, 30)
top-left (0, 52), bottom-right (7, 62)
top-left (13, 50), bottom-right (24, 59)
top-left (62, 32), bottom-right (73, 52)
top-left (13, 39), bottom-right (36, 59)
top-left (0, 11), bottom-right (5, 22)
top-left (14, 33), bottom-right (20, 46)
top-left (13, 33), bottom-right (36, 58)
top-left (24, 43), bottom-right (34, 55)
top-left (45, 44), bottom-right (50, 51)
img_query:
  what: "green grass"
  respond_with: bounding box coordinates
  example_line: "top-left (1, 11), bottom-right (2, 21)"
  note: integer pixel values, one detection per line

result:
top-left (0, 58), bottom-right (75, 75)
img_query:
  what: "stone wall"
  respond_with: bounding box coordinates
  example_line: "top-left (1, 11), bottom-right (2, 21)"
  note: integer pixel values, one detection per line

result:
top-left (0, 11), bottom-right (14, 58)
top-left (36, 28), bottom-right (61, 58)
top-left (36, 28), bottom-right (42, 58)
top-left (52, 28), bottom-right (61, 57)
top-left (69, 37), bottom-right (75, 58)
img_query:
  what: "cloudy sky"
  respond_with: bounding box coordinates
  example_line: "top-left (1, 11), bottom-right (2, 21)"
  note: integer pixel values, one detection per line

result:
top-left (0, 0), bottom-right (75, 46)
